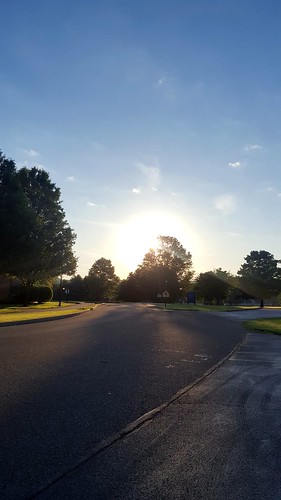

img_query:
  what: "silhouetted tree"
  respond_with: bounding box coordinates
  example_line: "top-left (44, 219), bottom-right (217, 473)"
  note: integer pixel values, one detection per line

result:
top-left (0, 151), bottom-right (77, 304)
top-left (85, 258), bottom-right (120, 302)
top-left (195, 268), bottom-right (232, 305)
top-left (238, 250), bottom-right (281, 307)
top-left (119, 236), bottom-right (193, 302)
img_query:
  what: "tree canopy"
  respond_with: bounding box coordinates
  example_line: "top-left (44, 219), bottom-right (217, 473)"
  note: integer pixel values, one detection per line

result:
top-left (195, 268), bottom-right (233, 305)
top-left (85, 258), bottom-right (120, 301)
top-left (0, 151), bottom-right (77, 293)
top-left (237, 250), bottom-right (281, 306)
top-left (118, 236), bottom-right (193, 302)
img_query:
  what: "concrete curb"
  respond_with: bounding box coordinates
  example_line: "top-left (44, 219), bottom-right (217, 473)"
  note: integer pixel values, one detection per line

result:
top-left (30, 331), bottom-right (246, 498)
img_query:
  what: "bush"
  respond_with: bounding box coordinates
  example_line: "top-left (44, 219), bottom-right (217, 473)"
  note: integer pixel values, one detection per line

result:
top-left (15, 285), bottom-right (53, 305)
top-left (33, 285), bottom-right (53, 304)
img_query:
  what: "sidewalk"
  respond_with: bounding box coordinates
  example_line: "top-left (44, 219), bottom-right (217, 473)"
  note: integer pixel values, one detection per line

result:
top-left (36, 327), bottom-right (281, 500)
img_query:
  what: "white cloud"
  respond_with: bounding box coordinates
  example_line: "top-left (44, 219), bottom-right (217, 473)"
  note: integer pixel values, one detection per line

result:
top-left (244, 144), bottom-right (262, 151)
top-left (228, 161), bottom-right (241, 168)
top-left (67, 176), bottom-right (75, 182)
top-left (227, 232), bottom-right (241, 238)
top-left (135, 160), bottom-right (161, 190)
top-left (155, 75), bottom-right (176, 101)
top-left (132, 187), bottom-right (141, 194)
top-left (19, 148), bottom-right (40, 157)
top-left (156, 76), bottom-right (166, 87)
top-left (87, 201), bottom-right (106, 208)
top-left (214, 194), bottom-right (236, 215)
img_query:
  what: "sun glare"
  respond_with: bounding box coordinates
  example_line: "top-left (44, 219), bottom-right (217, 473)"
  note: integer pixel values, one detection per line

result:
top-left (117, 211), bottom-right (189, 275)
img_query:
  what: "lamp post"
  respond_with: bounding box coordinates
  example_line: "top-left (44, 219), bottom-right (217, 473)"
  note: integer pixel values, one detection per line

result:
top-left (58, 272), bottom-right (63, 307)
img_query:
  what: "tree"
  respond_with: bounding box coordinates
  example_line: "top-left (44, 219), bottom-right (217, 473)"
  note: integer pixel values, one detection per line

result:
top-left (120, 236), bottom-right (194, 303)
top-left (0, 152), bottom-right (32, 274)
top-left (85, 258), bottom-right (120, 302)
top-left (195, 268), bottom-right (232, 305)
top-left (118, 273), bottom-right (141, 302)
top-left (0, 151), bottom-right (77, 303)
top-left (157, 236), bottom-right (193, 283)
top-left (237, 250), bottom-right (281, 307)
top-left (68, 275), bottom-right (86, 301)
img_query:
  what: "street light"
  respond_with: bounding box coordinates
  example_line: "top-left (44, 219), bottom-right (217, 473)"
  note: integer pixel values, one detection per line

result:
top-left (58, 273), bottom-right (63, 307)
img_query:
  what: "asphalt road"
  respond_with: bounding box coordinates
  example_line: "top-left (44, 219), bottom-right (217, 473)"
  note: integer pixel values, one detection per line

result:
top-left (41, 331), bottom-right (281, 500)
top-left (0, 303), bottom-right (244, 499)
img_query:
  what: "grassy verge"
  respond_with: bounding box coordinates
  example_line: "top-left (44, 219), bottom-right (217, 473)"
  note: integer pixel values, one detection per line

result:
top-left (0, 301), bottom-right (78, 310)
top-left (157, 303), bottom-right (258, 312)
top-left (0, 304), bottom-right (95, 323)
top-left (244, 318), bottom-right (281, 335)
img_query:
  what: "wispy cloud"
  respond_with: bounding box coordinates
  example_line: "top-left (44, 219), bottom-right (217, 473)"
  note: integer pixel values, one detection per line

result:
top-left (87, 201), bottom-right (105, 208)
top-left (132, 187), bottom-right (141, 194)
top-left (135, 160), bottom-right (161, 191)
top-left (228, 161), bottom-right (241, 168)
top-left (214, 194), bottom-right (236, 215)
top-left (21, 148), bottom-right (40, 157)
top-left (67, 176), bottom-right (75, 182)
top-left (244, 144), bottom-right (262, 151)
top-left (156, 76), bottom-right (166, 87)
top-left (155, 75), bottom-right (176, 101)
top-left (227, 232), bottom-right (241, 238)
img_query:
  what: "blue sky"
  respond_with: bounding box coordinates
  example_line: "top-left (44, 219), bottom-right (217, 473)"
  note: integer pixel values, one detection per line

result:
top-left (2, 0), bottom-right (281, 279)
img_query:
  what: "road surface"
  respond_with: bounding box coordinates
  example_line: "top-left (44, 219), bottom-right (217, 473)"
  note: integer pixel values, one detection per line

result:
top-left (0, 303), bottom-right (243, 498)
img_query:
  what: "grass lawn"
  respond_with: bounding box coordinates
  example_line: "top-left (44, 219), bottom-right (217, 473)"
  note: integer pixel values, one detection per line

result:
top-left (244, 318), bottom-right (281, 335)
top-left (0, 301), bottom-right (78, 310)
top-left (157, 303), bottom-right (259, 312)
top-left (0, 303), bottom-right (95, 323)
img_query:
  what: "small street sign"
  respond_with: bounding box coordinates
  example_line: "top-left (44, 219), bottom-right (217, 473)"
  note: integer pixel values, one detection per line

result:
top-left (162, 290), bottom-right (170, 298)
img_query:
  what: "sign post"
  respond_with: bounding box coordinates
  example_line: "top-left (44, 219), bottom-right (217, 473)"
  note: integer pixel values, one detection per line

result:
top-left (162, 290), bottom-right (170, 308)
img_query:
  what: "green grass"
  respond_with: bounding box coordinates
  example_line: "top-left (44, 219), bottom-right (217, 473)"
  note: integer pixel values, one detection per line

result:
top-left (157, 303), bottom-right (258, 312)
top-left (244, 318), bottom-right (281, 335)
top-left (0, 301), bottom-right (77, 310)
top-left (0, 303), bottom-right (95, 323)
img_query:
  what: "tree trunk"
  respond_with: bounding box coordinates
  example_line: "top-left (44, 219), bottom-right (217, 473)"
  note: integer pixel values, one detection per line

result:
top-left (260, 298), bottom-right (264, 308)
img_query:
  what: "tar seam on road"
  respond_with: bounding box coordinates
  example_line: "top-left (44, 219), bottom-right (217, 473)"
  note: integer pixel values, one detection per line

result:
top-left (30, 332), bottom-right (246, 499)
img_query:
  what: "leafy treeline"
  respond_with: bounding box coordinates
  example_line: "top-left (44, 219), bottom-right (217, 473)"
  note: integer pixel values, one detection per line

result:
top-left (119, 236), bottom-right (193, 302)
top-left (194, 250), bottom-right (281, 307)
top-left (60, 248), bottom-right (281, 308)
top-left (59, 237), bottom-right (194, 303)
top-left (1, 149), bottom-right (281, 307)
top-left (0, 151), bottom-right (77, 304)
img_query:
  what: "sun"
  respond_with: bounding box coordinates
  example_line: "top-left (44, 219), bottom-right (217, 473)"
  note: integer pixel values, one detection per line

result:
top-left (116, 210), bottom-right (187, 275)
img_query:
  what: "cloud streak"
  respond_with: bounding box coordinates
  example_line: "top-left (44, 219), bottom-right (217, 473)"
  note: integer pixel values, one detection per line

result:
top-left (244, 144), bottom-right (262, 151)
top-left (228, 161), bottom-right (241, 168)
top-left (135, 160), bottom-right (161, 191)
top-left (214, 194), bottom-right (236, 215)
top-left (21, 148), bottom-right (40, 157)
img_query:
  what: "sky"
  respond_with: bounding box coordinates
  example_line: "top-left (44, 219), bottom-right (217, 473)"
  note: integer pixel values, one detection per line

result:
top-left (1, 0), bottom-right (281, 279)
